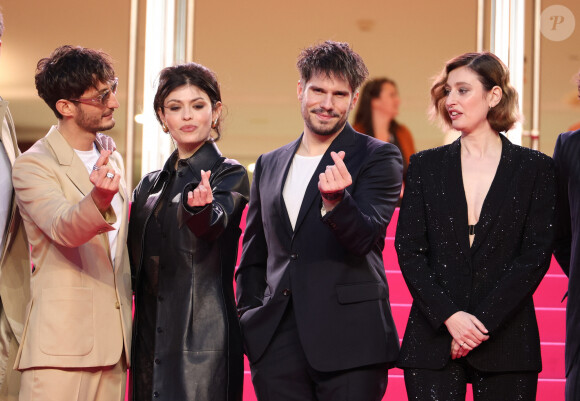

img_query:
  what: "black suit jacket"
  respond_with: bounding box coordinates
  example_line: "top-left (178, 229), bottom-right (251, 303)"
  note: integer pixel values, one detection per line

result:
top-left (395, 135), bottom-right (555, 372)
top-left (235, 123), bottom-right (402, 372)
top-left (553, 129), bottom-right (580, 376)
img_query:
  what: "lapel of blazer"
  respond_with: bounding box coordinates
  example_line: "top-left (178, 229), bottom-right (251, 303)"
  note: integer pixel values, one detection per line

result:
top-left (443, 138), bottom-right (471, 260)
top-left (469, 134), bottom-right (517, 253)
top-left (0, 99), bottom-right (19, 165)
top-left (0, 100), bottom-right (21, 261)
top-left (293, 124), bottom-right (356, 235)
top-left (113, 183), bottom-right (129, 272)
top-left (46, 127), bottom-right (116, 258)
top-left (95, 142), bottom-right (128, 269)
top-left (277, 139), bottom-right (301, 236)
top-left (46, 126), bottom-right (95, 196)
top-left (94, 140), bottom-right (127, 204)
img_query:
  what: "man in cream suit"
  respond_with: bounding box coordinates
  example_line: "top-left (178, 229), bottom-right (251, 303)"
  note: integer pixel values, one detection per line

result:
top-left (11, 45), bottom-right (131, 401)
top-left (0, 11), bottom-right (31, 401)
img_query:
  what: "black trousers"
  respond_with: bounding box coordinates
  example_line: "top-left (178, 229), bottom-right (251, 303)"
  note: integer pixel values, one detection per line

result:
top-left (566, 348), bottom-right (580, 401)
top-left (404, 358), bottom-right (538, 401)
top-left (249, 302), bottom-right (389, 401)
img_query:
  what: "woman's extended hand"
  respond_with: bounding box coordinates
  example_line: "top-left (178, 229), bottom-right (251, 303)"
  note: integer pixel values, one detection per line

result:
top-left (187, 170), bottom-right (213, 207)
top-left (445, 311), bottom-right (490, 355)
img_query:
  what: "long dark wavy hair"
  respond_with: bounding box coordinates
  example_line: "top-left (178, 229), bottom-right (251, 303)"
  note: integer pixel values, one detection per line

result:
top-left (353, 77), bottom-right (400, 138)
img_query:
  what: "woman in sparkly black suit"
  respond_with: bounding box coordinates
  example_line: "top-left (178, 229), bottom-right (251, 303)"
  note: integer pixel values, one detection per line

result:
top-left (395, 52), bottom-right (555, 400)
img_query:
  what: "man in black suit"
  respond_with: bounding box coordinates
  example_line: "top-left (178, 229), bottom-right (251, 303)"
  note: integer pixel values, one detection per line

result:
top-left (554, 78), bottom-right (580, 400)
top-left (235, 41), bottom-right (402, 401)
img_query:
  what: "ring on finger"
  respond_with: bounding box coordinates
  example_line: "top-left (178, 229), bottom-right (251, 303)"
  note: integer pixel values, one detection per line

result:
top-left (106, 172), bottom-right (115, 179)
top-left (460, 342), bottom-right (465, 348)
top-left (92, 165), bottom-right (100, 171)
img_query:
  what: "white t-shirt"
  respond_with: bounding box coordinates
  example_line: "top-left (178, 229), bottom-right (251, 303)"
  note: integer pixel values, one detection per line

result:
top-left (282, 154), bottom-right (323, 230)
top-left (74, 145), bottom-right (122, 265)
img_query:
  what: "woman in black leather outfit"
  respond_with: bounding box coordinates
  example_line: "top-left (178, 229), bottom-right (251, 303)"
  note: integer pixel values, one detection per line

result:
top-left (128, 62), bottom-right (249, 401)
top-left (395, 52), bottom-right (555, 400)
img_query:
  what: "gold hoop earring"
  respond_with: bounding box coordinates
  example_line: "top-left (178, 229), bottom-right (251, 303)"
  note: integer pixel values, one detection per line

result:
top-left (162, 122), bottom-right (169, 133)
top-left (211, 119), bottom-right (218, 129)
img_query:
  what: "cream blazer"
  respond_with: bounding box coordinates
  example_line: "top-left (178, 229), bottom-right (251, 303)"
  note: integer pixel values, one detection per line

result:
top-left (0, 99), bottom-right (30, 400)
top-left (11, 126), bottom-right (131, 370)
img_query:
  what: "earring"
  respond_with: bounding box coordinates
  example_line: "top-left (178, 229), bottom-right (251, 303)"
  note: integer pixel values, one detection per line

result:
top-left (211, 118), bottom-right (218, 129)
top-left (162, 122), bottom-right (169, 133)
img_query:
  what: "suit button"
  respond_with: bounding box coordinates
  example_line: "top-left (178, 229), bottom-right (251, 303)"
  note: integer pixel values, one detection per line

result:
top-left (282, 289), bottom-right (291, 296)
top-left (290, 253), bottom-right (298, 260)
top-left (155, 358), bottom-right (161, 364)
top-left (153, 391), bottom-right (159, 398)
top-left (115, 301), bottom-right (120, 309)
top-left (157, 327), bottom-right (163, 333)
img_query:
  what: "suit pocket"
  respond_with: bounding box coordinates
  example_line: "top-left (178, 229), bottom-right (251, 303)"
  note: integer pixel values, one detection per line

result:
top-left (336, 282), bottom-right (387, 304)
top-left (239, 291), bottom-right (271, 328)
top-left (39, 287), bottom-right (94, 356)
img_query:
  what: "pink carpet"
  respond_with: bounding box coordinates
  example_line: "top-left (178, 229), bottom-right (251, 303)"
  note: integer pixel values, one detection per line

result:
top-left (238, 208), bottom-right (567, 401)
top-left (124, 207), bottom-right (567, 400)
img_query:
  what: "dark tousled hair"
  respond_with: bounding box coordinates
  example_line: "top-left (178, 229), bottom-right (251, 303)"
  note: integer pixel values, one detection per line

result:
top-left (154, 62), bottom-right (223, 141)
top-left (296, 41), bottom-right (368, 92)
top-left (430, 52), bottom-right (520, 133)
top-left (35, 45), bottom-right (115, 119)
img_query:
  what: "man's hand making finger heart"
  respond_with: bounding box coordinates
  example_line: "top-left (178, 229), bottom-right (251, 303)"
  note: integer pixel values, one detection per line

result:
top-left (90, 150), bottom-right (121, 212)
top-left (318, 151), bottom-right (351, 212)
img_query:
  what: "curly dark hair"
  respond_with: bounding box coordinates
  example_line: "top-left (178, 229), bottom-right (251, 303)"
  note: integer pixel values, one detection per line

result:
top-left (35, 45), bottom-right (115, 119)
top-left (154, 62), bottom-right (223, 141)
top-left (296, 41), bottom-right (368, 92)
top-left (430, 52), bottom-right (520, 133)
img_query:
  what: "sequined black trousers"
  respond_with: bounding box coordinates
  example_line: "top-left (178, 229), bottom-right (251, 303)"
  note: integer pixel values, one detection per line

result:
top-left (404, 358), bottom-right (537, 401)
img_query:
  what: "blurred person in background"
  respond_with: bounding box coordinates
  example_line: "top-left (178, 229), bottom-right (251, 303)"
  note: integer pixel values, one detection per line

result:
top-left (353, 77), bottom-right (415, 184)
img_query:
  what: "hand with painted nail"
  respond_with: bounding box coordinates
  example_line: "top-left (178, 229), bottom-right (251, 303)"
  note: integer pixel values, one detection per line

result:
top-left (187, 170), bottom-right (213, 207)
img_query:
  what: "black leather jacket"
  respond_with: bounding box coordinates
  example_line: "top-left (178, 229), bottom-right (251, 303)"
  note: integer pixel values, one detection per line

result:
top-left (128, 141), bottom-right (249, 400)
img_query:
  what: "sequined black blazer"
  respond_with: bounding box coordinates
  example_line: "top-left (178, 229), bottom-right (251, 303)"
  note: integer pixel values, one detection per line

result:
top-left (395, 134), bottom-right (556, 372)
